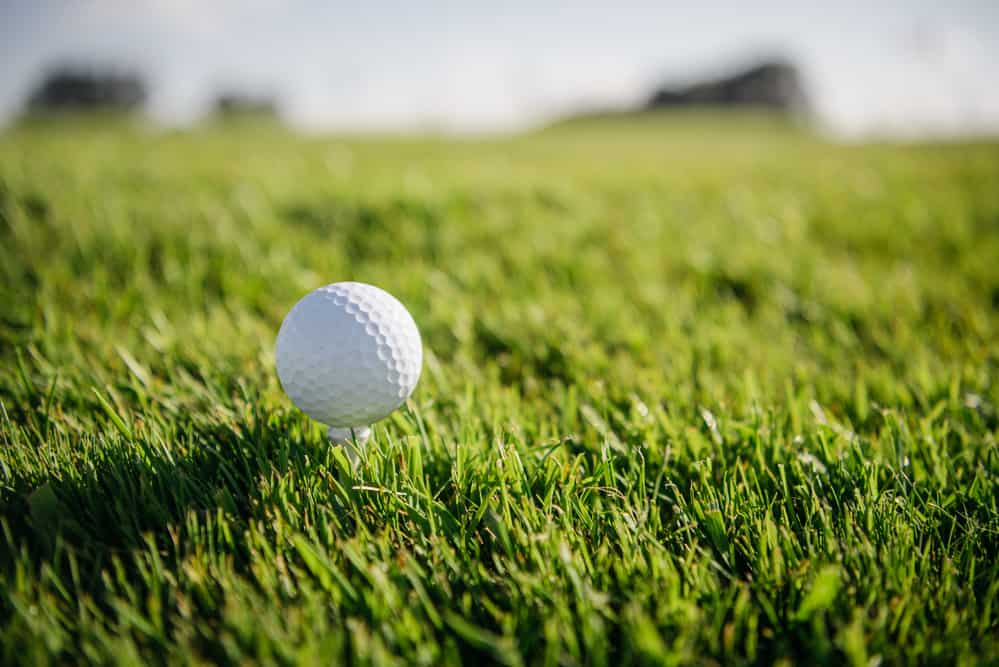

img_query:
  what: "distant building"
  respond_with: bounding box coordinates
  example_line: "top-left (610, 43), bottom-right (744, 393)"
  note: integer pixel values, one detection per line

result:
top-left (27, 67), bottom-right (147, 112)
top-left (646, 61), bottom-right (808, 114)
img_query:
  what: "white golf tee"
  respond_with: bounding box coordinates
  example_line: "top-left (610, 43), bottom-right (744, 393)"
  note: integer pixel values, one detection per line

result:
top-left (327, 426), bottom-right (371, 468)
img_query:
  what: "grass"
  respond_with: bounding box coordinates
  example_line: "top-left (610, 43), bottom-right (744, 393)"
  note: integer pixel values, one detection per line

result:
top-left (1, 112), bottom-right (998, 665)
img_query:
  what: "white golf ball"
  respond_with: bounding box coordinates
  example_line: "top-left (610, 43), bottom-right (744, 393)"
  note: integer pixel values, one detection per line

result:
top-left (275, 282), bottom-right (422, 429)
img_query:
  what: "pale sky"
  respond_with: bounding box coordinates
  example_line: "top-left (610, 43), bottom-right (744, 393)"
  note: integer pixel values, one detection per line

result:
top-left (1, 1), bottom-right (998, 136)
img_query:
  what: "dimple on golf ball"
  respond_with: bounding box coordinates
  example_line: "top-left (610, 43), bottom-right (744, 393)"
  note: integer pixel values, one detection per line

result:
top-left (275, 282), bottom-right (422, 430)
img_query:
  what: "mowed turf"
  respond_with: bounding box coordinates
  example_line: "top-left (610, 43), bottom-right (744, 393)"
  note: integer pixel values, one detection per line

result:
top-left (1, 113), bottom-right (998, 665)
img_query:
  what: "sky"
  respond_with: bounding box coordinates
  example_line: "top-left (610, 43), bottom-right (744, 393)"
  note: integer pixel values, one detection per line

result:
top-left (1, 0), bottom-right (998, 136)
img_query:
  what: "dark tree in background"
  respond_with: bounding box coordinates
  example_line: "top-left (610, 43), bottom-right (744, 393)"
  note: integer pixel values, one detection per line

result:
top-left (646, 61), bottom-right (809, 114)
top-left (213, 92), bottom-right (278, 118)
top-left (27, 66), bottom-right (147, 112)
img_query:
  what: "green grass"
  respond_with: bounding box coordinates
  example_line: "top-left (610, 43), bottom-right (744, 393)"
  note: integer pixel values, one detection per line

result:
top-left (1, 113), bottom-right (998, 666)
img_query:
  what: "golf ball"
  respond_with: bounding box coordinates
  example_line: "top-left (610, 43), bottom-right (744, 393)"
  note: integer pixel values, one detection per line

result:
top-left (275, 282), bottom-right (422, 429)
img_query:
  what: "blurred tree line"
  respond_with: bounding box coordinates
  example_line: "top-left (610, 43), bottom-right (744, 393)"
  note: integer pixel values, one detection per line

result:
top-left (24, 59), bottom-right (808, 120)
top-left (25, 65), bottom-right (279, 119)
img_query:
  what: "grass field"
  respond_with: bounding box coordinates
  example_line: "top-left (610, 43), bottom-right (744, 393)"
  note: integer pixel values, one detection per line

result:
top-left (1, 113), bottom-right (998, 665)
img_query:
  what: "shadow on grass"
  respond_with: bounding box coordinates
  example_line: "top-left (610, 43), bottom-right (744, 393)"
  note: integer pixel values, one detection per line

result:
top-left (0, 409), bottom-right (348, 586)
